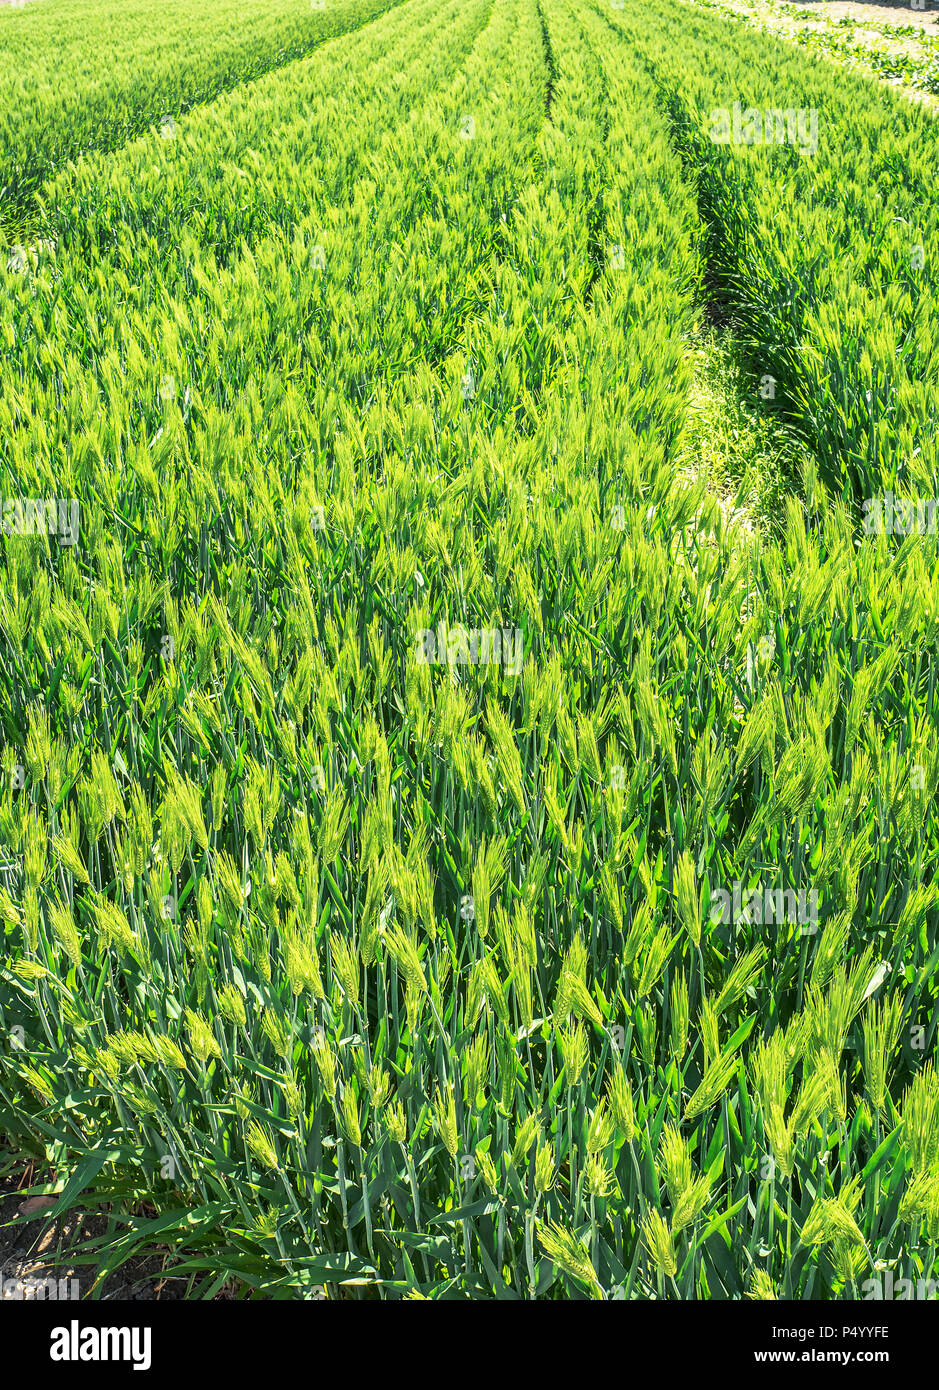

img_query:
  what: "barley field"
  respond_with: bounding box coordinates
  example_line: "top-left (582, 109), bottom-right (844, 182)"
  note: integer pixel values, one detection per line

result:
top-left (1, 0), bottom-right (939, 1304)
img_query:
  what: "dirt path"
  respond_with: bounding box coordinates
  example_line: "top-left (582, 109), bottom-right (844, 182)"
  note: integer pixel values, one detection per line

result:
top-left (787, 0), bottom-right (937, 29)
top-left (685, 0), bottom-right (939, 109)
top-left (719, 0), bottom-right (930, 57)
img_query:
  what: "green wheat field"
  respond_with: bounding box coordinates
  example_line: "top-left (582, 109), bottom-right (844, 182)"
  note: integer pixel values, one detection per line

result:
top-left (1, 0), bottom-right (939, 1301)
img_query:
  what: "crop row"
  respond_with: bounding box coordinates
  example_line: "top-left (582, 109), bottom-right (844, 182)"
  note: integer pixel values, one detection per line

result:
top-left (1, 0), bottom-right (938, 1299)
top-left (0, 0), bottom-right (400, 214)
top-left (599, 0), bottom-right (939, 507)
